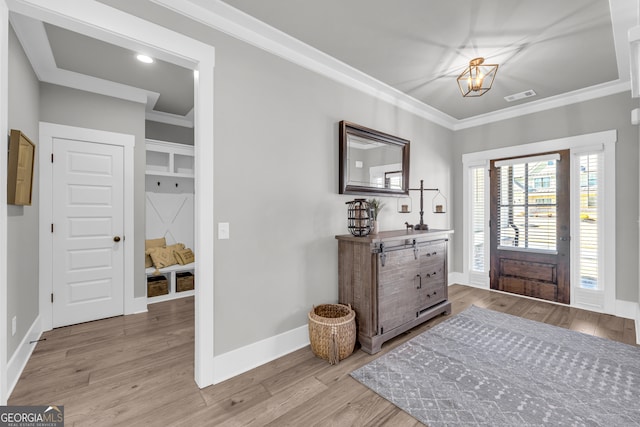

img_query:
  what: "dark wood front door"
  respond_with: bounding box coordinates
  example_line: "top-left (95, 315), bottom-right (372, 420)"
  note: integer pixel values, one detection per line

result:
top-left (490, 150), bottom-right (570, 303)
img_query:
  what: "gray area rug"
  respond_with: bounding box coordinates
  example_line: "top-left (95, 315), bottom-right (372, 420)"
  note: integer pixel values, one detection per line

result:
top-left (351, 305), bottom-right (640, 426)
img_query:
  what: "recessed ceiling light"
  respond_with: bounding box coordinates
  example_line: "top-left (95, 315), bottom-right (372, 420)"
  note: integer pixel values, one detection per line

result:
top-left (136, 54), bottom-right (154, 64)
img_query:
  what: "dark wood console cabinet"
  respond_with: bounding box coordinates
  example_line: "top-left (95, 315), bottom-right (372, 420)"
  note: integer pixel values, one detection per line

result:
top-left (336, 229), bottom-right (453, 354)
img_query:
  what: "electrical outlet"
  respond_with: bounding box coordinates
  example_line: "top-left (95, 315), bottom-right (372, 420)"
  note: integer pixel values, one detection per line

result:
top-left (218, 222), bottom-right (230, 240)
top-left (11, 316), bottom-right (16, 336)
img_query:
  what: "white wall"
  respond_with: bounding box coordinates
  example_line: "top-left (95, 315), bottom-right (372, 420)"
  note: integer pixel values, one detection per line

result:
top-left (6, 25), bottom-right (39, 361)
top-left (145, 120), bottom-right (193, 145)
top-left (96, 0), bottom-right (454, 355)
top-left (212, 30), bottom-right (453, 354)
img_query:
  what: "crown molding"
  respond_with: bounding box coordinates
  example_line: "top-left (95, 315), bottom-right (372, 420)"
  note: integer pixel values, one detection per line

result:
top-left (453, 80), bottom-right (630, 130)
top-left (151, 0), bottom-right (458, 130)
top-left (153, 0), bottom-right (634, 131)
top-left (9, 9), bottom-right (194, 127)
top-left (12, 0), bottom-right (634, 131)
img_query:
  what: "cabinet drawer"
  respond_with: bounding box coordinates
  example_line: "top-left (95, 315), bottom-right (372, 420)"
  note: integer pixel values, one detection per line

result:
top-left (417, 276), bottom-right (446, 310)
top-left (419, 242), bottom-right (446, 262)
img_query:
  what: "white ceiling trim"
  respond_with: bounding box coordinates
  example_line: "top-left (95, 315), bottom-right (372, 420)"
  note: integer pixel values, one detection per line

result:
top-left (609, 0), bottom-right (637, 84)
top-left (9, 4), bottom-right (195, 127)
top-left (151, 0), bottom-right (458, 129)
top-left (154, 0), bottom-right (635, 131)
top-left (454, 80), bottom-right (630, 131)
top-left (146, 107), bottom-right (195, 128)
top-left (630, 25), bottom-right (640, 97)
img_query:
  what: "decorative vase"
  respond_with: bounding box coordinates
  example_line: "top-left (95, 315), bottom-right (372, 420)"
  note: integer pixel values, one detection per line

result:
top-left (371, 220), bottom-right (379, 234)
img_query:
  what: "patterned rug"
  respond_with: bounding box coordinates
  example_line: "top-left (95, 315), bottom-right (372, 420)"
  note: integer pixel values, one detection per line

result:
top-left (351, 305), bottom-right (640, 426)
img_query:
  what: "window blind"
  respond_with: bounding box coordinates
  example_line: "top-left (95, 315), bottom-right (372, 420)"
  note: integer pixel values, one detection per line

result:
top-left (578, 153), bottom-right (600, 290)
top-left (496, 157), bottom-right (558, 251)
top-left (471, 167), bottom-right (485, 271)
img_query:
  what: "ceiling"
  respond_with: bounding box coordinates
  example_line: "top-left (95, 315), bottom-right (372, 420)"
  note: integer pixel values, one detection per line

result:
top-left (10, 12), bottom-right (195, 128)
top-left (9, 0), bottom-right (639, 128)
top-left (219, 0), bottom-right (635, 121)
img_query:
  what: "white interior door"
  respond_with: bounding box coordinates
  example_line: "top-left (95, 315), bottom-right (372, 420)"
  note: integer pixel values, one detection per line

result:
top-left (51, 138), bottom-right (124, 327)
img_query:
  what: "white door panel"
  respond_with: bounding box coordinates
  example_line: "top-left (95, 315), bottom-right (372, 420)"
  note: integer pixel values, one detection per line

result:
top-left (52, 138), bottom-right (124, 327)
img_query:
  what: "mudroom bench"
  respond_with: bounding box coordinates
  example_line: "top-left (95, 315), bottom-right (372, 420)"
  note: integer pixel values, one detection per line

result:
top-left (146, 263), bottom-right (195, 303)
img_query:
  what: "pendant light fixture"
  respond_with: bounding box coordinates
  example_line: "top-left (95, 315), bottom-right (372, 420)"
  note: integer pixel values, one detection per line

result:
top-left (457, 57), bottom-right (498, 97)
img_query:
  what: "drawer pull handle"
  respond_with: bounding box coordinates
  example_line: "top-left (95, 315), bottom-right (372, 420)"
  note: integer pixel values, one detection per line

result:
top-left (416, 274), bottom-right (422, 289)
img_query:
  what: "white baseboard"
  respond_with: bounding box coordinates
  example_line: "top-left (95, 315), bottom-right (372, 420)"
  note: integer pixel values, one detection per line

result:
top-left (126, 296), bottom-right (148, 315)
top-left (7, 315), bottom-right (42, 398)
top-left (447, 272), bottom-right (465, 286)
top-left (614, 299), bottom-right (638, 320)
top-left (448, 271), bottom-right (489, 289)
top-left (212, 324), bottom-right (310, 384)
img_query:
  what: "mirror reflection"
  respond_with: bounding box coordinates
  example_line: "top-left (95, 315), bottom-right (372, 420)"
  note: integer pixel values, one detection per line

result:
top-left (339, 121), bottom-right (409, 196)
top-left (347, 134), bottom-right (404, 189)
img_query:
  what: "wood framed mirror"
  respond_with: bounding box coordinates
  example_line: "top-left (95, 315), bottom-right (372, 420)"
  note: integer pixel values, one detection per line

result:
top-left (339, 121), bottom-right (410, 196)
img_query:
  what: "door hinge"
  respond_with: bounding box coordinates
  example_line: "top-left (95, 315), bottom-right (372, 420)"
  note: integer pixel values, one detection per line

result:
top-left (51, 153), bottom-right (54, 163)
top-left (51, 223), bottom-right (54, 233)
top-left (51, 293), bottom-right (54, 303)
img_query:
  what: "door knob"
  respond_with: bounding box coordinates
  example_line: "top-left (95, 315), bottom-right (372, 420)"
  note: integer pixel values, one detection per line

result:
top-left (113, 236), bottom-right (121, 242)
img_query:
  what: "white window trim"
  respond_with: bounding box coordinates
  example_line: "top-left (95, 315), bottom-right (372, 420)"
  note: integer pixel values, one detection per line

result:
top-left (462, 159), bottom-right (490, 288)
top-left (462, 130), bottom-right (617, 313)
top-left (570, 144), bottom-right (615, 313)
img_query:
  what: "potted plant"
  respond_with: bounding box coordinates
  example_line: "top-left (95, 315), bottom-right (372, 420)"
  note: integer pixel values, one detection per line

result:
top-left (367, 198), bottom-right (385, 234)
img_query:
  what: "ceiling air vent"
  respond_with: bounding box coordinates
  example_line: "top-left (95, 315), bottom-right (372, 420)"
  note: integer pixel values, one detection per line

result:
top-left (504, 90), bottom-right (537, 102)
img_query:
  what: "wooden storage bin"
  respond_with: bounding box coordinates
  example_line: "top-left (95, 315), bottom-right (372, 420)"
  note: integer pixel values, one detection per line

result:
top-left (147, 275), bottom-right (169, 297)
top-left (176, 272), bottom-right (194, 292)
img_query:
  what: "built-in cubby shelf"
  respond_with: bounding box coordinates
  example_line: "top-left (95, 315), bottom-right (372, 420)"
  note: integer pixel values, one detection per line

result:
top-left (146, 263), bottom-right (195, 303)
top-left (145, 139), bottom-right (195, 304)
top-left (145, 139), bottom-right (194, 178)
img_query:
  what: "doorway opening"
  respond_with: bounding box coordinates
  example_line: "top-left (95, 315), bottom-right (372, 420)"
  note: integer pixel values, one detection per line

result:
top-left (462, 130), bottom-right (616, 313)
top-left (1, 1), bottom-right (216, 404)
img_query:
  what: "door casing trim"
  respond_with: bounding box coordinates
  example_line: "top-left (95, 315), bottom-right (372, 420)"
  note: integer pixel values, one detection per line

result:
top-left (39, 122), bottom-right (135, 332)
top-left (462, 129), bottom-right (617, 313)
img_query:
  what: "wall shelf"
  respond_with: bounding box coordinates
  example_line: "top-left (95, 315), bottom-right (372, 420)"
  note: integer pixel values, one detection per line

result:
top-left (146, 263), bottom-right (195, 304)
top-left (145, 139), bottom-right (194, 178)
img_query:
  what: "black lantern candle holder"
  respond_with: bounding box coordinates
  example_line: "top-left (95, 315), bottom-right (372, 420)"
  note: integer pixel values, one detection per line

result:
top-left (346, 198), bottom-right (372, 237)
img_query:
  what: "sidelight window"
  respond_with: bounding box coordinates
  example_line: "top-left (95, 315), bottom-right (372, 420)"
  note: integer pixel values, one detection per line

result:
top-left (576, 153), bottom-right (601, 290)
top-left (471, 167), bottom-right (485, 272)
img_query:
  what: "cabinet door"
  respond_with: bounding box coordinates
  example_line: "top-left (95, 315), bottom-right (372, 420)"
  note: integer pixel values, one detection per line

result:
top-left (377, 248), bottom-right (419, 334)
top-left (416, 241), bottom-right (447, 311)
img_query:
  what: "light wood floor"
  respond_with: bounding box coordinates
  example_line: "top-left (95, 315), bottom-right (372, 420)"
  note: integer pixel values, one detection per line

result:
top-left (9, 285), bottom-right (637, 426)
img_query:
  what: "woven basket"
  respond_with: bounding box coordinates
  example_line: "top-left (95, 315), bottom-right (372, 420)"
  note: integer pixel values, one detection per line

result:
top-left (308, 304), bottom-right (356, 365)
